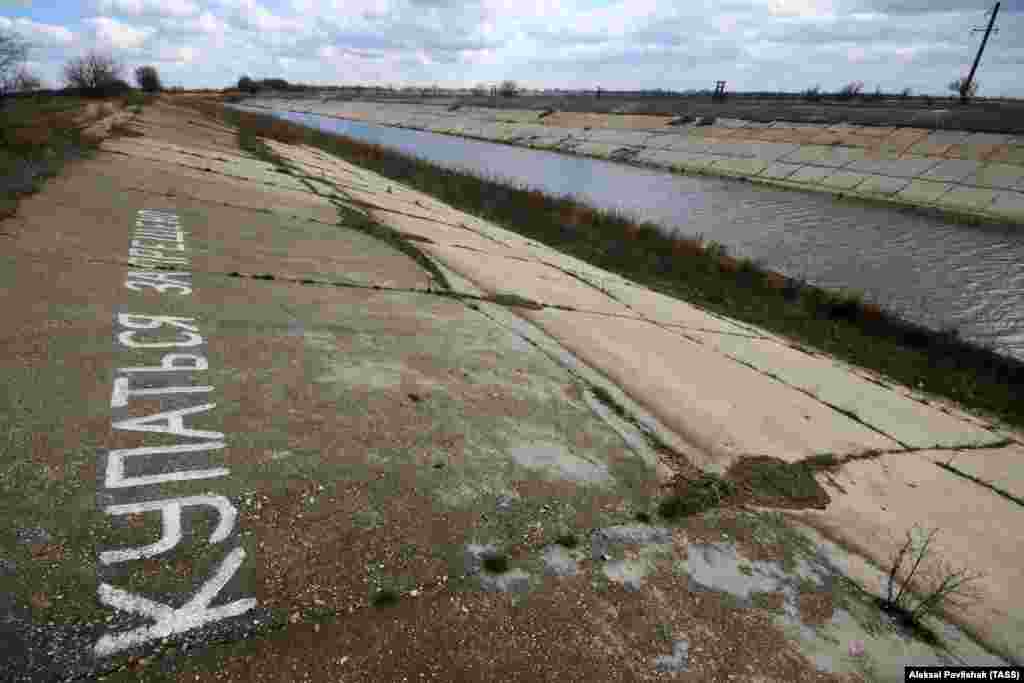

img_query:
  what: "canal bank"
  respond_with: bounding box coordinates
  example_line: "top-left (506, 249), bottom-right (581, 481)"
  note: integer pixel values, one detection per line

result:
top-left (240, 96), bottom-right (1024, 227)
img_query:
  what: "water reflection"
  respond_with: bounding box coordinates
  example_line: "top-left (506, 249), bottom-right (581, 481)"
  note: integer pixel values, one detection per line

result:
top-left (241, 106), bottom-right (1024, 360)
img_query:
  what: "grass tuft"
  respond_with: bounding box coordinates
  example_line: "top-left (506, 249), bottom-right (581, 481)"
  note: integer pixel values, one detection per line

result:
top-left (371, 588), bottom-right (399, 607)
top-left (658, 474), bottom-right (736, 519)
top-left (555, 533), bottom-right (579, 548)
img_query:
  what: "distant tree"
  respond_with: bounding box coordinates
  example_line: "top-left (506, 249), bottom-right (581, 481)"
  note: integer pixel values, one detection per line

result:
top-left (260, 77), bottom-right (290, 90)
top-left (134, 65), bottom-right (162, 92)
top-left (237, 75), bottom-right (257, 92)
top-left (498, 79), bottom-right (519, 96)
top-left (837, 80), bottom-right (865, 99)
top-left (0, 29), bottom-right (28, 90)
top-left (63, 50), bottom-right (125, 94)
top-left (948, 77), bottom-right (978, 99)
top-left (1, 63), bottom-right (42, 94)
top-left (901, 87), bottom-right (913, 98)
top-left (803, 85), bottom-right (822, 101)
top-left (471, 83), bottom-right (487, 96)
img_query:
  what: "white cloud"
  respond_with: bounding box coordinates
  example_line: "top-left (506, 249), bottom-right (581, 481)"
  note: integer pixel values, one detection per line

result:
top-left (96, 0), bottom-right (201, 18)
top-left (0, 17), bottom-right (76, 46)
top-left (8, 0), bottom-right (1024, 95)
top-left (85, 16), bottom-right (156, 49)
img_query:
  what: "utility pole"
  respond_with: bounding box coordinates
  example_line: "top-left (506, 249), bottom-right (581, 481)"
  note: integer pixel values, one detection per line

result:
top-left (962, 1), bottom-right (1000, 103)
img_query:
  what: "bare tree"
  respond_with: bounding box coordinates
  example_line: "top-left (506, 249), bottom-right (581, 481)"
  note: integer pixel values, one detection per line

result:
top-left (2, 64), bottom-right (42, 93)
top-left (498, 79), bottom-right (519, 96)
top-left (837, 80), bottom-right (865, 99)
top-left (1, 28), bottom-right (30, 94)
top-left (134, 65), bottom-right (162, 93)
top-left (63, 50), bottom-right (125, 93)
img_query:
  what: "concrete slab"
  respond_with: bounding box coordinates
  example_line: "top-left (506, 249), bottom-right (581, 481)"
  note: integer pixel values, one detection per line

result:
top-left (578, 128), bottom-right (653, 147)
top-left (597, 281), bottom-right (761, 336)
top-left (787, 166), bottom-right (833, 184)
top-left (707, 157), bottom-right (769, 177)
top-left (758, 162), bottom-right (803, 180)
top-left (921, 444), bottom-right (1024, 500)
top-left (423, 245), bottom-right (636, 317)
top-left (962, 163), bottom-right (1024, 190)
top-left (747, 142), bottom-right (801, 162)
top-left (690, 333), bottom-right (1002, 449)
top-left (658, 137), bottom-right (713, 154)
top-left (986, 144), bottom-right (1024, 165)
top-left (922, 130), bottom-right (972, 146)
top-left (854, 174), bottom-right (911, 196)
top-left (939, 185), bottom-right (998, 210)
top-left (919, 159), bottom-right (982, 184)
top-left (793, 454), bottom-right (1024, 661)
top-left (944, 143), bottom-right (1004, 162)
top-left (819, 171), bottom-right (869, 191)
top-left (704, 142), bottom-right (757, 158)
top-left (572, 141), bottom-right (621, 159)
top-left (519, 310), bottom-right (898, 471)
top-left (780, 145), bottom-right (866, 168)
top-left (896, 179), bottom-right (953, 203)
top-left (641, 133), bottom-right (683, 150)
top-left (844, 156), bottom-right (942, 179)
top-left (634, 148), bottom-right (715, 171)
top-left (991, 190), bottom-right (1024, 220)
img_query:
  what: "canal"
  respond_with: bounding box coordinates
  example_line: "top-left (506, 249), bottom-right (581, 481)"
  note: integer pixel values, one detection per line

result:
top-left (238, 105), bottom-right (1024, 361)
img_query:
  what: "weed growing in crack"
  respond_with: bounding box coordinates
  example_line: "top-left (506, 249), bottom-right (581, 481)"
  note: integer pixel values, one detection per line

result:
top-left (880, 525), bottom-right (984, 642)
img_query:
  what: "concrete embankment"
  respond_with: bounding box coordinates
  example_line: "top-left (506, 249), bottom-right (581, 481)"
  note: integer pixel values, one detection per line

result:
top-left (242, 96), bottom-right (1024, 226)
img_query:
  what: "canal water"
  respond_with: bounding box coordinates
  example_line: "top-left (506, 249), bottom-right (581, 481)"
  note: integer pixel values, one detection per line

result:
top-left (237, 105), bottom-right (1024, 361)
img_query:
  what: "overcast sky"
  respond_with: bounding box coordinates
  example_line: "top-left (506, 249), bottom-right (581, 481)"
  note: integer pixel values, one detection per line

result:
top-left (2, 0), bottom-right (1022, 95)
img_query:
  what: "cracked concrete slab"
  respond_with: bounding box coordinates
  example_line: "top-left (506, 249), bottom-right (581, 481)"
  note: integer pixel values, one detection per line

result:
top-left (920, 444), bottom-right (1024, 500)
top-left (688, 332), bottom-right (1004, 449)
top-left (518, 309), bottom-right (899, 471)
top-left (792, 453), bottom-right (1024, 661)
top-left (423, 245), bottom-right (637, 316)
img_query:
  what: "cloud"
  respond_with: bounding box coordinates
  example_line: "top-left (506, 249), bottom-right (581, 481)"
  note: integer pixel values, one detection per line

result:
top-left (0, 17), bottom-right (76, 47)
top-left (85, 16), bottom-right (156, 49)
top-left (96, 0), bottom-right (201, 18)
top-left (8, 0), bottom-right (1024, 95)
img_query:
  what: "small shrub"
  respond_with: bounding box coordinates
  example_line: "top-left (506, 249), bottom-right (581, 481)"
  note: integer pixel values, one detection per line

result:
top-left (881, 525), bottom-right (984, 633)
top-left (837, 81), bottom-right (865, 100)
top-left (803, 85), bottom-right (822, 102)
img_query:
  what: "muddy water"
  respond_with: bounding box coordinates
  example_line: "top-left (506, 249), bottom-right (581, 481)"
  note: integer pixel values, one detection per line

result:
top-left (238, 106), bottom-right (1024, 361)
